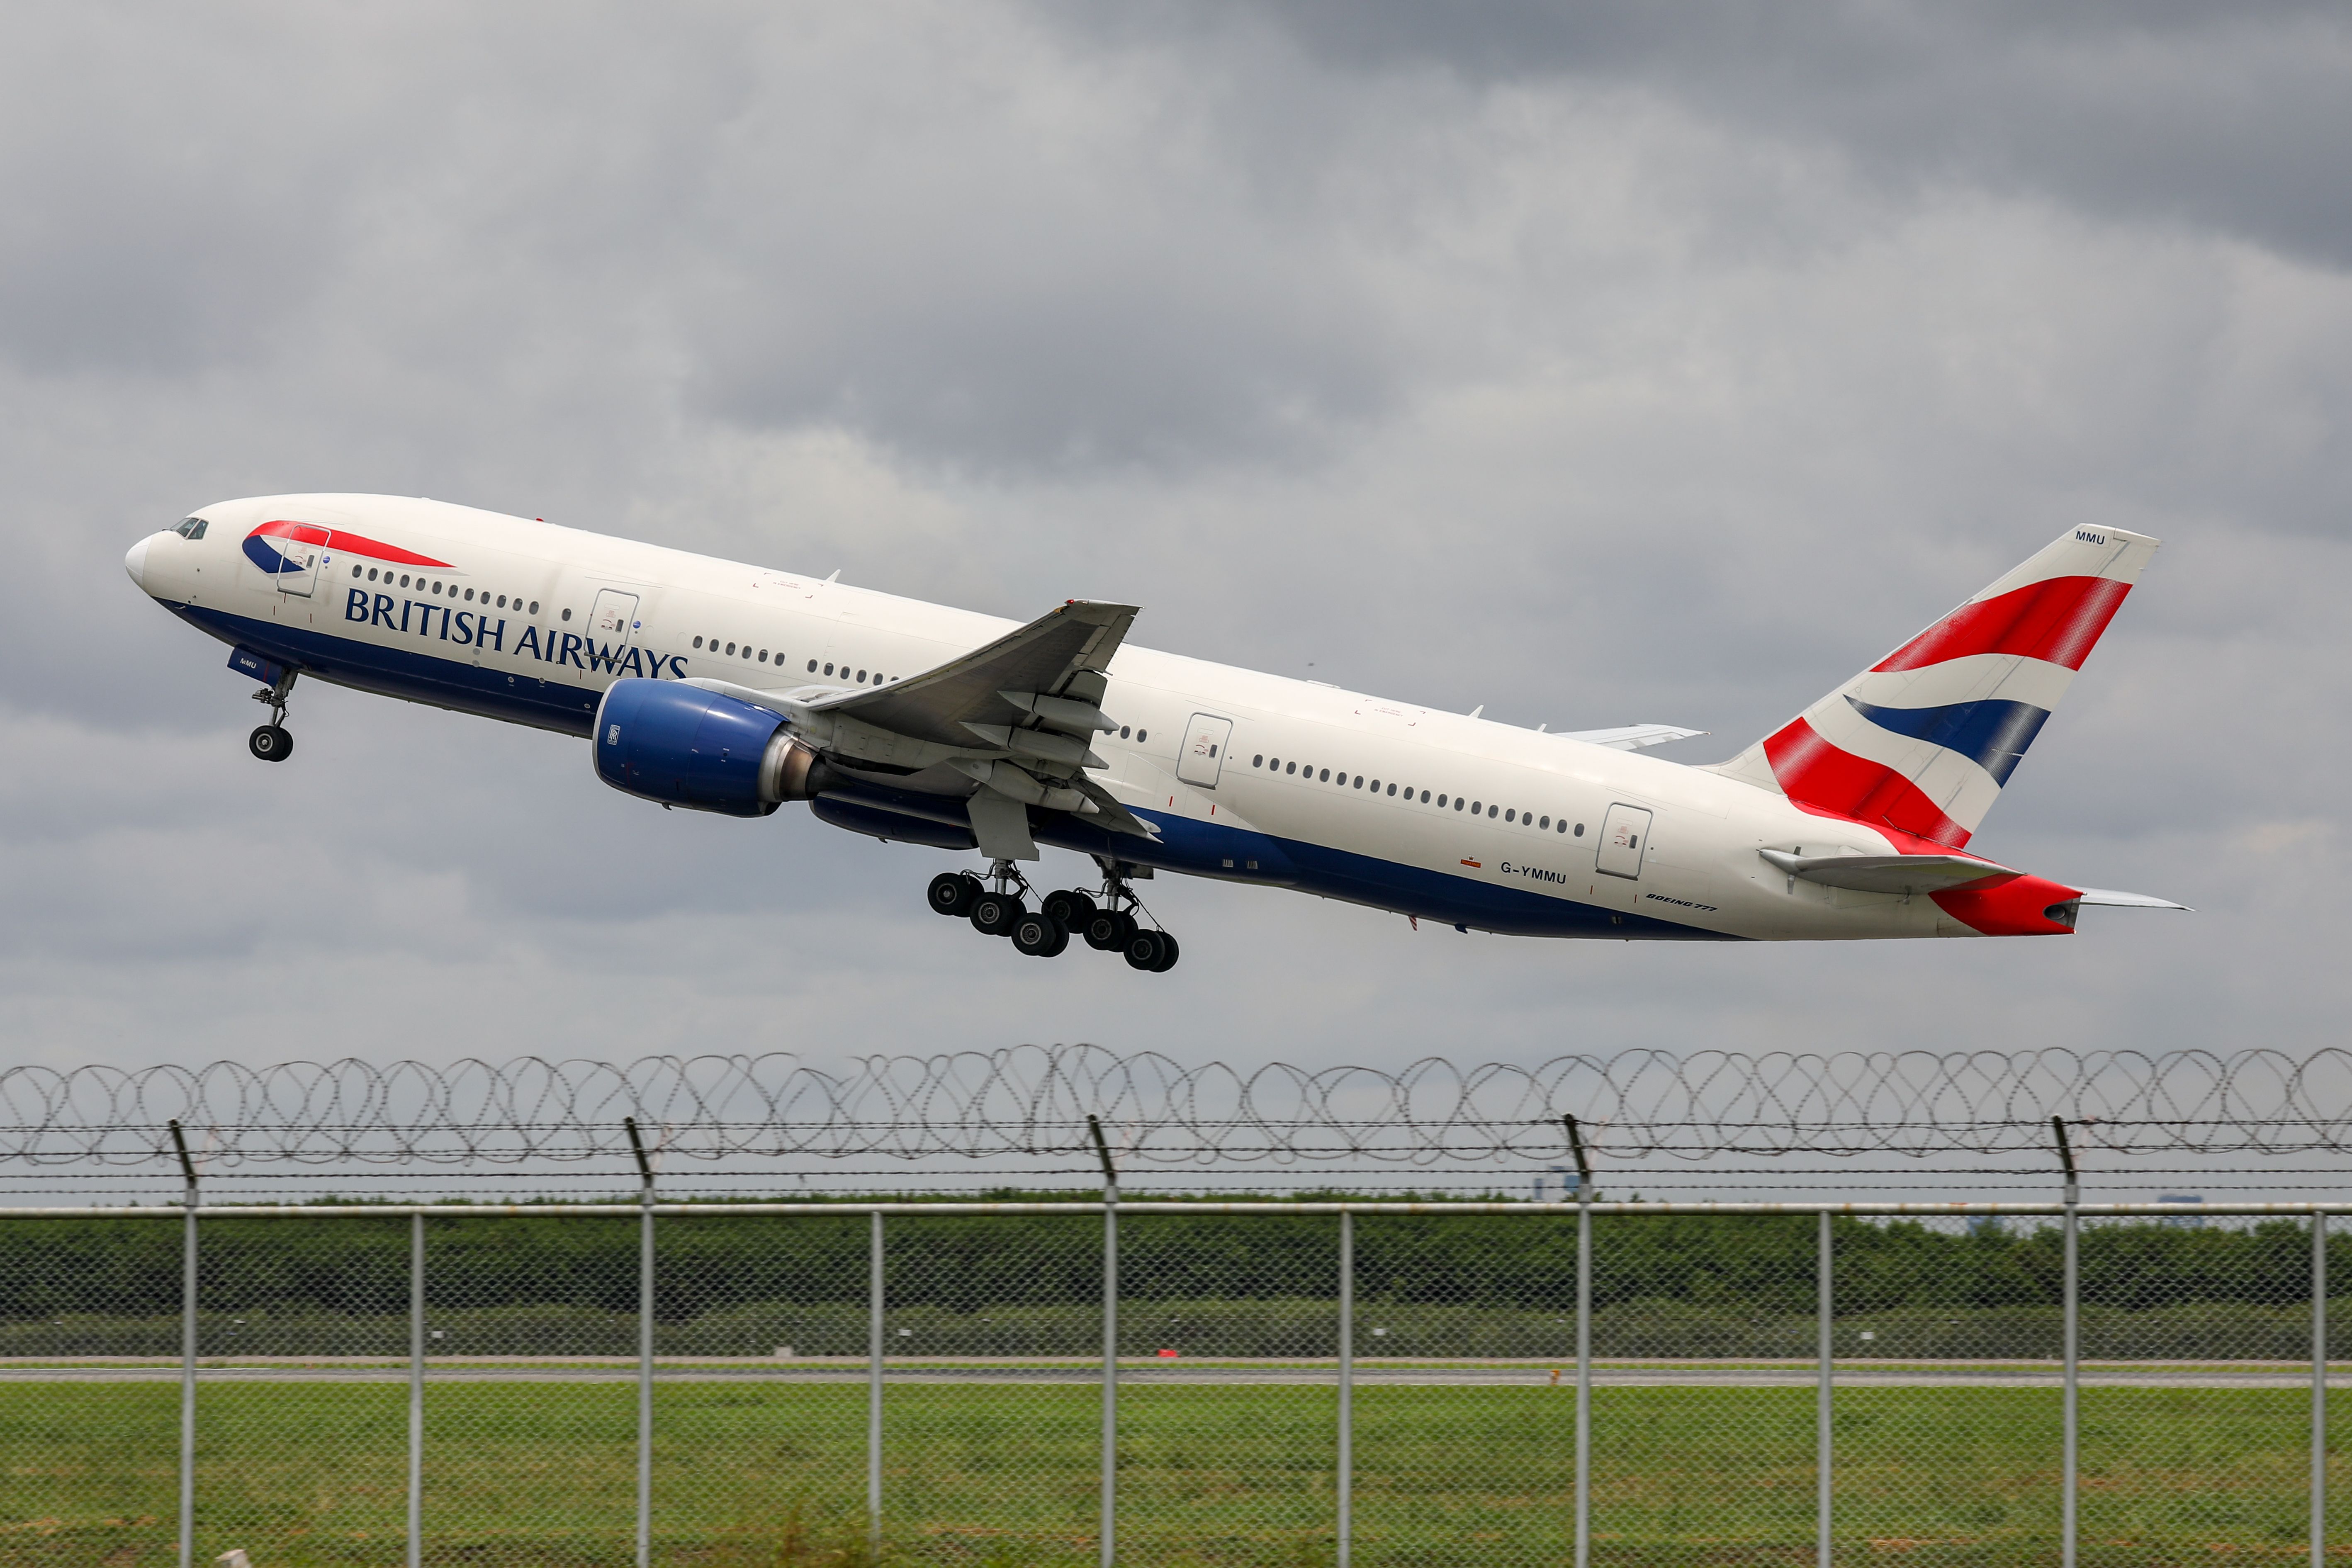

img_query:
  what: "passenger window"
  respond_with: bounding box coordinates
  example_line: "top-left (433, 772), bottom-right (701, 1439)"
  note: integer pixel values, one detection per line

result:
top-left (1352, 775), bottom-right (1362, 789)
top-left (1575, 822), bottom-right (1585, 836)
top-left (1505, 810), bottom-right (1515, 823)
top-left (1386, 783), bottom-right (1396, 796)
top-left (693, 637), bottom-right (704, 649)
top-left (1121, 726), bottom-right (1131, 739)
top-left (367, 569), bottom-right (379, 581)
top-left (758, 650), bottom-right (768, 662)
top-left (1419, 790), bottom-right (1430, 803)
top-left (529, 601), bottom-right (540, 615)
top-left (1285, 762), bottom-right (1296, 775)
top-left (562, 608), bottom-right (572, 621)
top-left (1138, 729), bottom-right (1148, 743)
top-left (497, 595), bottom-right (507, 608)
top-left (431, 582), bottom-right (442, 595)
top-left (1489, 805), bottom-right (1498, 818)
top-left (1438, 794), bottom-right (1448, 807)
top-left (399, 574), bottom-right (411, 588)
top-left (463, 588), bottom-right (473, 601)
top-left (1556, 819), bottom-right (1567, 833)
top-left (825, 663), bottom-right (834, 675)
top-left (857, 669), bottom-right (867, 681)
top-left (1253, 754), bottom-right (1264, 767)
top-left (1318, 768), bottom-right (1330, 782)
top-left (350, 565), bottom-right (361, 578)
top-left (808, 660), bottom-right (818, 672)
top-left (1540, 816), bottom-right (1549, 829)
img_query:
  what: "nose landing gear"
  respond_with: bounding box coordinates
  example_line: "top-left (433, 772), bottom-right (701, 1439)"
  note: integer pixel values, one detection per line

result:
top-left (247, 669), bottom-right (298, 763)
top-left (922, 858), bottom-right (1179, 970)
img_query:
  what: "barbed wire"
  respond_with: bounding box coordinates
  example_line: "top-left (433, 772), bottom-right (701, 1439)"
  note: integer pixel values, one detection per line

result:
top-left (1, 1048), bottom-right (2347, 1169)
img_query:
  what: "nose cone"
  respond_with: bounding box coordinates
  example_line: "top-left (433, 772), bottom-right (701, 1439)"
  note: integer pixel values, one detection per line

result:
top-left (124, 535), bottom-right (152, 591)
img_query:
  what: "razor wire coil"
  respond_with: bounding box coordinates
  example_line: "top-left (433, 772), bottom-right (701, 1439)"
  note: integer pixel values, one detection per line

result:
top-left (2, 1047), bottom-right (2347, 1169)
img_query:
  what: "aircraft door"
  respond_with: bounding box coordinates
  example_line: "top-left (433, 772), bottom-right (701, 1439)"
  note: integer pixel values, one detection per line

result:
top-left (1175, 714), bottom-right (1235, 788)
top-left (274, 537), bottom-right (320, 598)
top-left (590, 589), bottom-right (641, 644)
top-left (1596, 803), bottom-right (1653, 880)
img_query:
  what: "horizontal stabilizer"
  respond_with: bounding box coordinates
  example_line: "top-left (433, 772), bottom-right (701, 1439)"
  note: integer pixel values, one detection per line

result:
top-left (2073, 887), bottom-right (2192, 912)
top-left (1554, 724), bottom-right (1708, 753)
top-left (1758, 849), bottom-right (2009, 895)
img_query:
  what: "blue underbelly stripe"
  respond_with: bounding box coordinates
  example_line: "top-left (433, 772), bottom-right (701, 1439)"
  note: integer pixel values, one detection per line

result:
top-left (173, 602), bottom-right (604, 735)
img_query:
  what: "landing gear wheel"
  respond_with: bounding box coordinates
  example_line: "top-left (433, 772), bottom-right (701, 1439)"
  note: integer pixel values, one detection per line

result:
top-left (1011, 912), bottom-right (1068, 957)
top-left (928, 872), bottom-right (980, 917)
top-left (1148, 931), bottom-right (1180, 972)
top-left (248, 724), bottom-right (293, 762)
top-left (1084, 909), bottom-right (1136, 952)
top-left (970, 891), bottom-right (1024, 938)
top-left (1124, 929), bottom-right (1171, 972)
top-left (1042, 888), bottom-right (1097, 926)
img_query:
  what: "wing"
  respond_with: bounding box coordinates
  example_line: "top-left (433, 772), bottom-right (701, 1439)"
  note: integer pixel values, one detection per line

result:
top-left (1553, 723), bottom-right (1708, 752)
top-left (689, 599), bottom-right (1154, 841)
top-left (813, 599), bottom-right (1138, 746)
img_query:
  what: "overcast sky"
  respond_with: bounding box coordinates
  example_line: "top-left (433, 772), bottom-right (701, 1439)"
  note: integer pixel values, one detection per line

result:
top-left (4, 2), bottom-right (2348, 1121)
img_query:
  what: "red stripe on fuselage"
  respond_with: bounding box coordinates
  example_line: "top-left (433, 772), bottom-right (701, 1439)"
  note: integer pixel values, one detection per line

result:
top-left (1761, 718), bottom-right (1971, 848)
top-left (1873, 576), bottom-right (2129, 673)
top-left (253, 518), bottom-right (452, 569)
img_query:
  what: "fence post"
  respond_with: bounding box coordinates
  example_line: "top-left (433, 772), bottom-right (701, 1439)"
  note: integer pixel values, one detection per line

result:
top-left (171, 1121), bottom-right (197, 1568)
top-left (1090, 1116), bottom-right (1119, 1568)
top-left (408, 1211), bottom-right (424, 1568)
top-left (627, 1118), bottom-right (655, 1568)
top-left (1568, 1115), bottom-right (1593, 1568)
top-left (2056, 1117), bottom-right (2080, 1568)
top-left (1338, 1209), bottom-right (1353, 1568)
top-left (1818, 1209), bottom-right (1833, 1568)
top-left (870, 1209), bottom-right (884, 1554)
top-left (2315, 1211), bottom-right (2328, 1568)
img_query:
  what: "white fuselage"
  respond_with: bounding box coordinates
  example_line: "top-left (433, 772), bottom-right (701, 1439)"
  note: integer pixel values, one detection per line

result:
top-left (128, 493), bottom-right (2030, 943)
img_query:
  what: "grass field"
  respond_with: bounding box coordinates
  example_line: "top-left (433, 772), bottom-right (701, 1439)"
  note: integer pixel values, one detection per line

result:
top-left (0, 1378), bottom-right (2342, 1566)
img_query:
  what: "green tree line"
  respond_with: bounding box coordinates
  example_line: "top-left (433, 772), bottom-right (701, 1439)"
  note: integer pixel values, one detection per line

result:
top-left (0, 1196), bottom-right (2329, 1321)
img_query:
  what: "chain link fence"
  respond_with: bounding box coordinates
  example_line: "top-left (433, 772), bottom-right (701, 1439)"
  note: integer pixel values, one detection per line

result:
top-left (0, 1194), bottom-right (2340, 1568)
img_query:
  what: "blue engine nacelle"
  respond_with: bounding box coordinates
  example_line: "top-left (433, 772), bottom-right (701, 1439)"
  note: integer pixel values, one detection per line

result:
top-left (592, 679), bottom-right (830, 817)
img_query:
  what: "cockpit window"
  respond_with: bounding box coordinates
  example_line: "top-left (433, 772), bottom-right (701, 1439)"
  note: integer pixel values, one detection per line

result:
top-left (173, 517), bottom-right (208, 540)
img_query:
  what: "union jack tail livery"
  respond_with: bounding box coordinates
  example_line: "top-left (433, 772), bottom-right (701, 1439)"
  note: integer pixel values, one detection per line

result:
top-left (1709, 527), bottom-right (2161, 848)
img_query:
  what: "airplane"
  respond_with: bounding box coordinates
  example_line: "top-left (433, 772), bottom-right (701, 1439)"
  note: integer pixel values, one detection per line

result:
top-left (124, 496), bottom-right (2185, 970)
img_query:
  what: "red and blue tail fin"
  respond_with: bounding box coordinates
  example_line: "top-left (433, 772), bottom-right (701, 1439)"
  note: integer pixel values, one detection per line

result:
top-left (1708, 526), bottom-right (2160, 847)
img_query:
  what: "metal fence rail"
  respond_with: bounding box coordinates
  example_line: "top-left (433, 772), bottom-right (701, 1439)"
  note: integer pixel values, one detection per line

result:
top-left (0, 1194), bottom-right (2340, 1567)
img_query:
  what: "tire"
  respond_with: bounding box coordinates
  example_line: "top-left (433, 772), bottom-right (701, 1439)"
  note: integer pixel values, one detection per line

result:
top-left (1149, 931), bottom-right (1180, 972)
top-left (1012, 913), bottom-right (1066, 957)
top-left (927, 872), bottom-right (976, 917)
top-left (1042, 888), bottom-right (1097, 926)
top-left (248, 724), bottom-right (293, 762)
top-left (1124, 929), bottom-right (1167, 971)
top-left (1083, 909), bottom-right (1134, 951)
top-left (970, 892), bottom-right (1024, 938)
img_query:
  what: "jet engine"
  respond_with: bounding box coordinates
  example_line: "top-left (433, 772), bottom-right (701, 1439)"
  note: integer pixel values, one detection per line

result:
top-left (593, 679), bottom-right (834, 817)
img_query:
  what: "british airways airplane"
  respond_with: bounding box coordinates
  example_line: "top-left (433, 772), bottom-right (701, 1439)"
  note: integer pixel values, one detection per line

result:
top-left (124, 496), bottom-right (2184, 970)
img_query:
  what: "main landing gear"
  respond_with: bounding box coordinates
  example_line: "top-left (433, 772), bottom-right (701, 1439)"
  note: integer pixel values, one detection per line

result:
top-left (926, 861), bottom-right (1180, 971)
top-left (247, 669), bottom-right (298, 763)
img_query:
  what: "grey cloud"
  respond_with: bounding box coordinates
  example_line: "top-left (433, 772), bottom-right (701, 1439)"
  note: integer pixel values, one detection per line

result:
top-left (0, 0), bottom-right (2342, 1089)
top-left (1051, 1), bottom-right (2352, 268)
